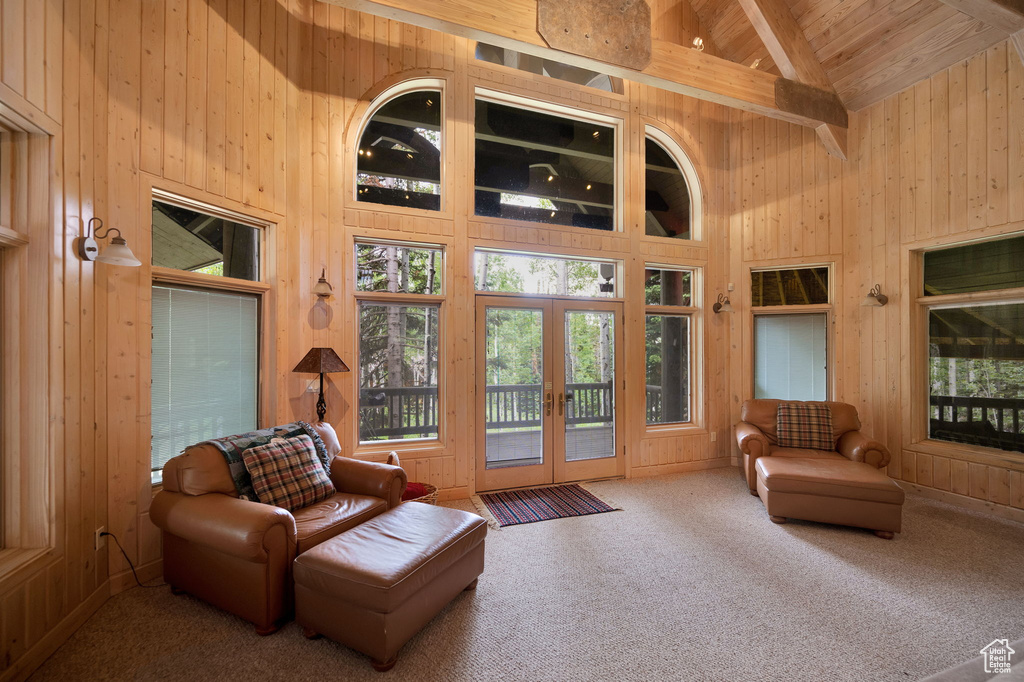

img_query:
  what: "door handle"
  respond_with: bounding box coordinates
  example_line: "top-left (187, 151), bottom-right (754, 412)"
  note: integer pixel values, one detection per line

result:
top-left (545, 392), bottom-right (553, 416)
top-left (558, 392), bottom-right (565, 416)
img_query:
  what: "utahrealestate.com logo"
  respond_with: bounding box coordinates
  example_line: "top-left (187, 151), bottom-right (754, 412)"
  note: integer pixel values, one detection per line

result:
top-left (980, 639), bottom-right (1016, 675)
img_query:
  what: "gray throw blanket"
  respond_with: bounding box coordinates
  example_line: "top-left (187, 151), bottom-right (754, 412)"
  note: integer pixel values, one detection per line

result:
top-left (202, 421), bottom-right (330, 502)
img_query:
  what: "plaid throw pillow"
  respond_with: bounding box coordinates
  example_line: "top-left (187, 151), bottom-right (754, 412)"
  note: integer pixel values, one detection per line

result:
top-left (242, 435), bottom-right (336, 511)
top-left (777, 402), bottom-right (834, 450)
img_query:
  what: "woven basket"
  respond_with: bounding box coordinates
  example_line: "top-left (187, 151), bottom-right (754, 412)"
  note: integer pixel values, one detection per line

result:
top-left (386, 452), bottom-right (439, 505)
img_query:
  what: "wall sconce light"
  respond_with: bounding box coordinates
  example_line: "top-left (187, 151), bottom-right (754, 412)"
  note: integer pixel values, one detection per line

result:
top-left (692, 36), bottom-right (705, 52)
top-left (76, 217), bottom-right (142, 267)
top-left (862, 284), bottom-right (888, 307)
top-left (313, 268), bottom-right (334, 298)
top-left (712, 293), bottom-right (733, 313)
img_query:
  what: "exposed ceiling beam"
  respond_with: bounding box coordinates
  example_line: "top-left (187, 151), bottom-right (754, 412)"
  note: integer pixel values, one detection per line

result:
top-left (736, 0), bottom-right (848, 158)
top-left (937, 0), bottom-right (1024, 34)
top-left (319, 0), bottom-right (848, 132)
top-left (1013, 29), bottom-right (1024, 62)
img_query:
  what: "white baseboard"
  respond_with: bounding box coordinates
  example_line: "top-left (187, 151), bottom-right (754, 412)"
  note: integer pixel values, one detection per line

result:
top-left (2, 581), bottom-right (110, 682)
top-left (904, 483), bottom-right (1024, 525)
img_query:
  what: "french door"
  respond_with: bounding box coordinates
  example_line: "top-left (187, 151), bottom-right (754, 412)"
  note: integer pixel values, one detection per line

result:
top-left (475, 296), bottom-right (624, 492)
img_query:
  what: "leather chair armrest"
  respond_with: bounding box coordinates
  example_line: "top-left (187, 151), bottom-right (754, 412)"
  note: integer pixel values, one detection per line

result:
top-left (735, 421), bottom-right (769, 456)
top-left (150, 491), bottom-right (297, 562)
top-left (329, 457), bottom-right (408, 509)
top-left (736, 421), bottom-right (770, 491)
top-left (837, 430), bottom-right (891, 469)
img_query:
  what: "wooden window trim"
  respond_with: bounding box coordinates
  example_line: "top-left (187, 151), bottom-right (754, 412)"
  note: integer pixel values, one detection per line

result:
top-left (911, 242), bottom-right (1024, 465)
top-left (354, 239), bottom-right (447, 453)
top-left (473, 87), bottom-right (625, 234)
top-left (642, 124), bottom-right (704, 243)
top-left (0, 118), bottom-right (55, 577)
top-left (643, 265), bottom-right (702, 432)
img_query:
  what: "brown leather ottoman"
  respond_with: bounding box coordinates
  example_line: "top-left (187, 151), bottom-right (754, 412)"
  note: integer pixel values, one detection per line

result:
top-left (755, 457), bottom-right (905, 538)
top-left (293, 502), bottom-right (486, 671)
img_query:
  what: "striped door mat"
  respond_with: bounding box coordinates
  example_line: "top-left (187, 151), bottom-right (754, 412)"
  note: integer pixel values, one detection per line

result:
top-left (474, 484), bottom-right (621, 528)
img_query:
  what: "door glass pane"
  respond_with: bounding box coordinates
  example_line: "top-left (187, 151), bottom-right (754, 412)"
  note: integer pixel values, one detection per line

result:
top-left (754, 313), bottom-right (827, 400)
top-left (485, 307), bottom-right (544, 469)
top-left (564, 310), bottom-right (615, 461)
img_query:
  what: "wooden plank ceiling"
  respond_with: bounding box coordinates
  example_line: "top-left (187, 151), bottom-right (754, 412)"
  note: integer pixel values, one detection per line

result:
top-left (690, 0), bottom-right (1022, 110)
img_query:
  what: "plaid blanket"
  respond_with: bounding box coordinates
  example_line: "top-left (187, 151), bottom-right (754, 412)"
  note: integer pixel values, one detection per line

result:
top-left (202, 421), bottom-right (330, 502)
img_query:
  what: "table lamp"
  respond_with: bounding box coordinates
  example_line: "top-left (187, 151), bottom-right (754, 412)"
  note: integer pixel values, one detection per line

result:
top-left (293, 347), bottom-right (350, 421)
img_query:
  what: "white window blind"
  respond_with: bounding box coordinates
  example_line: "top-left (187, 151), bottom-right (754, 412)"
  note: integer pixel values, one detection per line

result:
top-left (151, 286), bottom-right (258, 483)
top-left (754, 313), bottom-right (827, 401)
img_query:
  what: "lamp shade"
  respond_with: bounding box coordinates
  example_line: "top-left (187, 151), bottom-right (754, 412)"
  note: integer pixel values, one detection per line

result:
top-left (293, 347), bottom-right (350, 374)
top-left (96, 236), bottom-right (142, 267)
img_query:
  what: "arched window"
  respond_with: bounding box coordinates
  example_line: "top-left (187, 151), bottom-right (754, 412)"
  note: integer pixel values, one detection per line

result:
top-left (644, 127), bottom-right (701, 240)
top-left (356, 82), bottom-right (443, 211)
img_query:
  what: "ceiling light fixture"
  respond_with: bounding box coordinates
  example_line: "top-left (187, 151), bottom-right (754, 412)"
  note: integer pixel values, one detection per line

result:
top-left (692, 36), bottom-right (705, 52)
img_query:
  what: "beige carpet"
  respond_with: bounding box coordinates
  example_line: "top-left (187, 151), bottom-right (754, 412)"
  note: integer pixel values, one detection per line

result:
top-left (30, 468), bottom-right (1024, 681)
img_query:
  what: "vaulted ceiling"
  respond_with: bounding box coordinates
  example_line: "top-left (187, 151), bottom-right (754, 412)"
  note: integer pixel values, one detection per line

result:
top-left (689, 0), bottom-right (1023, 110)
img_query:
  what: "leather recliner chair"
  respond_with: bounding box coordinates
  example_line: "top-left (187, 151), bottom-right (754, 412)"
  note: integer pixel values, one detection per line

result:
top-left (734, 399), bottom-right (890, 493)
top-left (150, 421), bottom-right (407, 634)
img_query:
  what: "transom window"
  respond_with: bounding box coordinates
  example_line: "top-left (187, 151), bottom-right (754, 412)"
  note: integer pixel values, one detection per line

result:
top-left (475, 43), bottom-right (623, 94)
top-left (356, 87), bottom-right (442, 212)
top-left (474, 249), bottom-right (618, 298)
top-left (751, 266), bottom-right (829, 306)
top-left (474, 97), bottom-right (617, 231)
top-left (152, 197), bottom-right (260, 280)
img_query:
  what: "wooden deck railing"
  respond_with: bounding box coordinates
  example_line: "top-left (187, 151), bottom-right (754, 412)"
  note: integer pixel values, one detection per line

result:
top-left (360, 382), bottom-right (657, 440)
top-left (929, 395), bottom-right (1024, 453)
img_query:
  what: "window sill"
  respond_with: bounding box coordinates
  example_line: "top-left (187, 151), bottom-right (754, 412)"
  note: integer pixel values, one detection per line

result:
top-left (0, 547), bottom-right (52, 588)
top-left (905, 439), bottom-right (1024, 473)
top-left (643, 423), bottom-right (705, 439)
top-left (355, 440), bottom-right (445, 461)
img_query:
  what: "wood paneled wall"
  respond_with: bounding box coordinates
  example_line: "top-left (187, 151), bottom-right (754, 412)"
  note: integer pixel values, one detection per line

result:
top-left (4, 1), bottom-right (1022, 679)
top-left (728, 39), bottom-right (1024, 517)
top-left (849, 40), bottom-right (1024, 514)
top-left (2, 2), bottom-right (733, 677)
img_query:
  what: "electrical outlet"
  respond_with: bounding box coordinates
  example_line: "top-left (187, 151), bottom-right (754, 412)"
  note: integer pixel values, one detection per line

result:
top-left (94, 526), bottom-right (106, 551)
top-left (710, 431), bottom-right (717, 442)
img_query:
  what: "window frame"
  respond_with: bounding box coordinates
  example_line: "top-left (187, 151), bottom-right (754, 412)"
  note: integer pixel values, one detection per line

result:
top-left (472, 87), bottom-right (625, 234)
top-left (641, 125), bottom-right (703, 243)
top-left (352, 78), bottom-right (447, 216)
top-left (910, 234), bottom-right (1024, 469)
top-left (0, 103), bottom-right (57, 581)
top-left (148, 189), bottom-right (273, 486)
top-left (643, 263), bottom-right (702, 433)
top-left (746, 262), bottom-right (834, 401)
top-left (353, 238), bottom-right (446, 453)
top-left (473, 247), bottom-right (623, 301)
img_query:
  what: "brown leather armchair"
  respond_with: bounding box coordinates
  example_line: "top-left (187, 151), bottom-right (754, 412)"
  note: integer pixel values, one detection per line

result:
top-left (150, 421), bottom-right (406, 634)
top-left (735, 399), bottom-right (890, 493)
